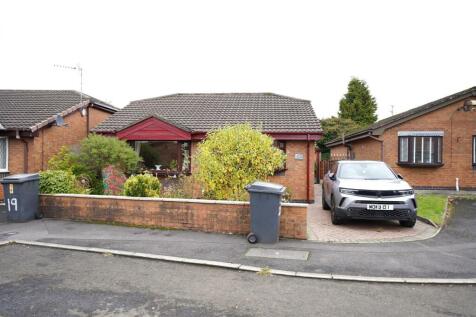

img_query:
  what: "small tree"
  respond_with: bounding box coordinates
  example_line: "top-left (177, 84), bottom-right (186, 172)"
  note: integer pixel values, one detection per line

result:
top-left (339, 77), bottom-right (378, 126)
top-left (47, 134), bottom-right (141, 194)
top-left (195, 124), bottom-right (286, 201)
top-left (317, 116), bottom-right (363, 155)
top-left (78, 134), bottom-right (141, 175)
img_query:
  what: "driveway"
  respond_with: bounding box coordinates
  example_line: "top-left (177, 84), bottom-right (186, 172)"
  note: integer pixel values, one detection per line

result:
top-left (307, 184), bottom-right (438, 242)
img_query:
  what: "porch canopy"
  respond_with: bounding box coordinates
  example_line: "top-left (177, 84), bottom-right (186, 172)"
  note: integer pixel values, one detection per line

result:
top-left (93, 93), bottom-right (322, 174)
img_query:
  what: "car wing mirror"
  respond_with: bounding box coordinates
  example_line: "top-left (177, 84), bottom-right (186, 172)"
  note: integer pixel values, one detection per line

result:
top-left (397, 174), bottom-right (404, 180)
top-left (329, 172), bottom-right (336, 181)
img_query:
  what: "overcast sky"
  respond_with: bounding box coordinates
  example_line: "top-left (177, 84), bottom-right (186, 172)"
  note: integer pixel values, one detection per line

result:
top-left (0, 0), bottom-right (474, 120)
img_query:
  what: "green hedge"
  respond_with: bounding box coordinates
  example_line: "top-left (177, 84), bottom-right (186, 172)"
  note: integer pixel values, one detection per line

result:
top-left (39, 170), bottom-right (88, 194)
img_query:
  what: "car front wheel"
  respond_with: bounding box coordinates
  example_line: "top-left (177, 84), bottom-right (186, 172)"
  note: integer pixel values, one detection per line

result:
top-left (330, 195), bottom-right (343, 225)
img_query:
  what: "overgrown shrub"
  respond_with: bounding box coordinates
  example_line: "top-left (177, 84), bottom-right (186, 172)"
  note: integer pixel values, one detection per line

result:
top-left (123, 173), bottom-right (162, 197)
top-left (78, 134), bottom-right (141, 175)
top-left (39, 170), bottom-right (88, 194)
top-left (195, 124), bottom-right (286, 200)
top-left (47, 135), bottom-right (141, 194)
top-left (48, 146), bottom-right (79, 173)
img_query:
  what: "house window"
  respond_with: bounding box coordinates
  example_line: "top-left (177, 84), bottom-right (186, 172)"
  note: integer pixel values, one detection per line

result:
top-left (0, 137), bottom-right (8, 172)
top-left (274, 140), bottom-right (286, 176)
top-left (398, 132), bottom-right (443, 166)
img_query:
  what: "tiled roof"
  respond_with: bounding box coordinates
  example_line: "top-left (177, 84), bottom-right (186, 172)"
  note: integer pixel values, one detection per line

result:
top-left (0, 90), bottom-right (117, 131)
top-left (93, 93), bottom-right (322, 134)
top-left (326, 86), bottom-right (476, 147)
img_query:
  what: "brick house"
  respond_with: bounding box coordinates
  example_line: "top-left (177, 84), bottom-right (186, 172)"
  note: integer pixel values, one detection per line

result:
top-left (325, 86), bottom-right (476, 189)
top-left (0, 90), bottom-right (117, 199)
top-left (93, 93), bottom-right (322, 202)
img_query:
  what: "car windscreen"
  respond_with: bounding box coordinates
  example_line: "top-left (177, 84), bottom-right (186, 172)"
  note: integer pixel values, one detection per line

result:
top-left (338, 163), bottom-right (396, 180)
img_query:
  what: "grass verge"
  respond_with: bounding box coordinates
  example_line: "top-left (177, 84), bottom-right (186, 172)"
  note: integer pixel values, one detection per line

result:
top-left (416, 194), bottom-right (447, 226)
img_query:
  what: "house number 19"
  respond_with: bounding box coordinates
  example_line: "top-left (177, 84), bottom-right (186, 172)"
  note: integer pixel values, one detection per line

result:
top-left (7, 198), bottom-right (18, 212)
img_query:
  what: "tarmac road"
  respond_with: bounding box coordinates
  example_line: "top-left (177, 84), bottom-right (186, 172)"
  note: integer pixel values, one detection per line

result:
top-left (0, 244), bottom-right (475, 317)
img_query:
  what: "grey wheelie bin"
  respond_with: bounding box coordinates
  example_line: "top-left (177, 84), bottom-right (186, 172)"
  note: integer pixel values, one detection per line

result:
top-left (0, 173), bottom-right (40, 222)
top-left (245, 181), bottom-right (286, 244)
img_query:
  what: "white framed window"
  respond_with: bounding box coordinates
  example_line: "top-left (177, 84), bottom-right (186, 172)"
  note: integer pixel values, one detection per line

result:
top-left (0, 137), bottom-right (8, 172)
top-left (397, 132), bottom-right (443, 166)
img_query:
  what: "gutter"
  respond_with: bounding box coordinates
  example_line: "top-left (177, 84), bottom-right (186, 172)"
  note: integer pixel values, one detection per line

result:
top-left (326, 130), bottom-right (372, 148)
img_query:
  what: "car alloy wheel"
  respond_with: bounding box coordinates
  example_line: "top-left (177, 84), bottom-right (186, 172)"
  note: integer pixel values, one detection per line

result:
top-left (330, 196), bottom-right (342, 225)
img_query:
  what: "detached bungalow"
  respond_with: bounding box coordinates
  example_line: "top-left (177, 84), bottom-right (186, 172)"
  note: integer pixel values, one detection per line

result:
top-left (326, 86), bottom-right (476, 190)
top-left (94, 93), bottom-right (322, 202)
top-left (0, 90), bottom-right (117, 199)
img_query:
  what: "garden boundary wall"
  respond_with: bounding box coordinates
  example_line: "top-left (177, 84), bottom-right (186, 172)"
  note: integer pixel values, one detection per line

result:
top-left (40, 194), bottom-right (308, 239)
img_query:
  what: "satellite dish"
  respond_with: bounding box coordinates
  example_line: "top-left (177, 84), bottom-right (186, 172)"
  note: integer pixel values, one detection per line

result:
top-left (54, 115), bottom-right (65, 126)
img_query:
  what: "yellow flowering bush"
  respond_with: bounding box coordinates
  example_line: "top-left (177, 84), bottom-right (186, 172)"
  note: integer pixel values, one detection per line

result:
top-left (195, 124), bottom-right (285, 200)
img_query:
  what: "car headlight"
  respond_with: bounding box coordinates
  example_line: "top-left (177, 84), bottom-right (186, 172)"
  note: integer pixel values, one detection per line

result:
top-left (398, 189), bottom-right (414, 196)
top-left (339, 188), bottom-right (359, 195)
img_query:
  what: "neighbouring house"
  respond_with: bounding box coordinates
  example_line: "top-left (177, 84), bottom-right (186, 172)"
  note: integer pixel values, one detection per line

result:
top-left (93, 93), bottom-right (322, 202)
top-left (325, 86), bottom-right (476, 189)
top-left (0, 90), bottom-right (117, 199)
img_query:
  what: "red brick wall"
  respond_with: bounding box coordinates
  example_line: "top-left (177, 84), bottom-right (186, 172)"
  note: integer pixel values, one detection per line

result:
top-left (329, 99), bottom-right (476, 189)
top-left (89, 107), bottom-right (112, 130)
top-left (269, 141), bottom-right (315, 202)
top-left (382, 99), bottom-right (476, 189)
top-left (39, 194), bottom-right (308, 239)
top-left (329, 144), bottom-right (348, 158)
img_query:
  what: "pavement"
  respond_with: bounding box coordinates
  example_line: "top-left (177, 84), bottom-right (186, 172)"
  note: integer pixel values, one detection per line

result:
top-left (0, 198), bottom-right (475, 281)
top-left (307, 185), bottom-right (438, 243)
top-left (1, 245), bottom-right (475, 317)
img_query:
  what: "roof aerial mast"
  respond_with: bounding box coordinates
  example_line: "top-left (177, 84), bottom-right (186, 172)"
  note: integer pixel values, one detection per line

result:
top-left (53, 64), bottom-right (84, 114)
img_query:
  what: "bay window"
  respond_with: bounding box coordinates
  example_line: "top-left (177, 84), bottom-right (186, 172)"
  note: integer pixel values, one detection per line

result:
top-left (0, 137), bottom-right (7, 172)
top-left (398, 131), bottom-right (443, 166)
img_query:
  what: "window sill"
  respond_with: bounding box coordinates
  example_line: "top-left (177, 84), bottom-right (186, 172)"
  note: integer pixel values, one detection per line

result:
top-left (397, 162), bottom-right (444, 168)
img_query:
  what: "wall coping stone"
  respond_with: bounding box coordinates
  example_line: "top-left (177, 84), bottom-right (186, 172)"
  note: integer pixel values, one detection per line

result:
top-left (39, 193), bottom-right (308, 208)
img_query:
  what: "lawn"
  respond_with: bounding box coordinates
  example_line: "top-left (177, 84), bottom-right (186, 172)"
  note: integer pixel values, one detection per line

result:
top-left (416, 194), bottom-right (448, 225)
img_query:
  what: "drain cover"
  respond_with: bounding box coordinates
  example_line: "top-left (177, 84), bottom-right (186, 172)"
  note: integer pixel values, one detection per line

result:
top-left (245, 248), bottom-right (309, 261)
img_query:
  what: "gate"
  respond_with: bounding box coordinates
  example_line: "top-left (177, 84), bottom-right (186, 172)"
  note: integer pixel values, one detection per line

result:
top-left (317, 153), bottom-right (350, 182)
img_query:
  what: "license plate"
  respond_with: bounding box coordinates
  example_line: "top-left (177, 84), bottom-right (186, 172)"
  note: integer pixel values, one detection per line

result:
top-left (367, 204), bottom-right (394, 211)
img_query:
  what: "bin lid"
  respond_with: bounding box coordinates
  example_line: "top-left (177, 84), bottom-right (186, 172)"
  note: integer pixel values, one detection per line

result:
top-left (245, 181), bottom-right (286, 194)
top-left (0, 173), bottom-right (39, 184)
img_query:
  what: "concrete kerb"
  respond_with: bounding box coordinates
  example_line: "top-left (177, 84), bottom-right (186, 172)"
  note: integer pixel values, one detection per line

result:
top-left (2, 239), bottom-right (475, 285)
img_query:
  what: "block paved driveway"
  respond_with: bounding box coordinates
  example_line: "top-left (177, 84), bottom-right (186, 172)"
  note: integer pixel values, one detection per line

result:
top-left (307, 184), bottom-right (438, 243)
